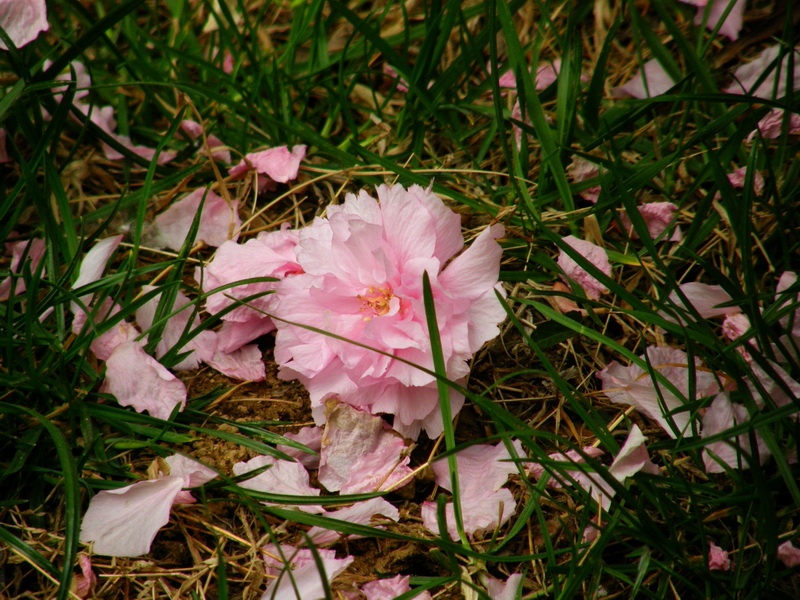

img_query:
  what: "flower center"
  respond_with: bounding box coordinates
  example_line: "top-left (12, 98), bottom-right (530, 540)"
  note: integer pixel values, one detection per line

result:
top-left (358, 285), bottom-right (394, 319)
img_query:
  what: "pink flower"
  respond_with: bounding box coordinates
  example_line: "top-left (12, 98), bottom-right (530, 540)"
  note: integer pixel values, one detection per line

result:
top-left (228, 145), bottom-right (306, 192)
top-left (598, 346), bottom-right (720, 438)
top-left (618, 202), bottom-right (682, 241)
top-left (0, 0), bottom-right (48, 50)
top-left (724, 45), bottom-right (800, 100)
top-left (557, 235), bottom-right (611, 300)
top-left (708, 540), bottom-right (731, 571)
top-left (261, 544), bottom-right (353, 600)
top-left (777, 540), bottom-right (800, 568)
top-left (272, 184), bottom-right (506, 439)
top-left (613, 59), bottom-right (676, 99)
top-left (79, 455), bottom-right (216, 557)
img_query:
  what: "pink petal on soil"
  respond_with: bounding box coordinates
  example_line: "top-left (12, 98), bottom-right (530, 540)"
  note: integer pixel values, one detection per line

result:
top-left (567, 156), bottom-right (602, 203)
top-left (277, 426), bottom-right (323, 470)
top-left (485, 573), bottom-right (524, 600)
top-left (747, 109), bottom-right (800, 141)
top-left (689, 0), bottom-right (745, 40)
top-left (318, 400), bottom-right (413, 494)
top-left (79, 476), bottom-right (185, 557)
top-left (613, 59), bottom-right (676, 99)
top-left (205, 343), bottom-right (267, 381)
top-left (667, 282), bottom-right (739, 320)
top-left (179, 119), bottom-right (230, 163)
top-left (100, 342), bottom-right (187, 420)
top-left (232, 455), bottom-right (323, 513)
top-left (70, 235), bottom-right (123, 314)
top-left (701, 392), bottom-right (770, 472)
top-left (71, 554), bottom-right (97, 599)
top-left (228, 145), bottom-right (306, 188)
top-left (362, 575), bottom-right (432, 600)
top-left (619, 202), bottom-right (682, 241)
top-left (421, 488), bottom-right (517, 541)
top-left (261, 544), bottom-right (354, 600)
top-left (726, 166), bottom-right (765, 195)
top-left (307, 497), bottom-right (400, 545)
top-left (0, 237), bottom-right (46, 301)
top-left (149, 188), bottom-right (240, 251)
top-left (557, 235), bottom-right (611, 300)
top-left (0, 0), bottom-right (48, 50)
top-left (724, 45), bottom-right (800, 99)
top-left (165, 454), bottom-right (217, 488)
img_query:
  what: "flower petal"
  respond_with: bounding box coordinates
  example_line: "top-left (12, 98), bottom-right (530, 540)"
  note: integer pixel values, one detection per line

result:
top-left (148, 188), bottom-right (241, 251)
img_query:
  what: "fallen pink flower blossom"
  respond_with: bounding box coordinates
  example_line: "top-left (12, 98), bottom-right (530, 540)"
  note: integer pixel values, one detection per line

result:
top-left (680, 0), bottom-right (745, 40)
top-left (557, 235), bottom-right (611, 300)
top-left (708, 540), bottom-right (732, 571)
top-left (485, 573), bottom-right (524, 600)
top-left (598, 346), bottom-right (720, 438)
top-left (272, 184), bottom-right (506, 439)
top-left (148, 188), bottom-right (241, 251)
top-left (71, 554), bottom-right (96, 599)
top-left (619, 202), bottom-right (682, 241)
top-left (724, 45), bottom-right (800, 100)
top-left (747, 109), bottom-right (800, 141)
top-left (0, 0), bottom-right (48, 50)
top-left (179, 119), bottom-right (231, 163)
top-left (262, 544), bottom-right (354, 600)
top-left (613, 59), bottom-right (676, 99)
top-left (232, 455), bottom-right (323, 513)
top-left (200, 225), bottom-right (301, 329)
top-left (80, 455), bottom-right (215, 557)
top-left (307, 497), bottom-right (400, 545)
top-left (228, 145), bottom-right (306, 192)
top-left (777, 540), bottom-right (800, 568)
top-left (100, 342), bottom-right (187, 420)
top-left (361, 575), bottom-right (432, 600)
top-left (0, 237), bottom-right (46, 301)
top-left (701, 392), bottom-right (770, 472)
top-left (318, 401), bottom-right (413, 494)
top-left (667, 282), bottom-right (739, 320)
top-left (421, 440), bottom-right (524, 540)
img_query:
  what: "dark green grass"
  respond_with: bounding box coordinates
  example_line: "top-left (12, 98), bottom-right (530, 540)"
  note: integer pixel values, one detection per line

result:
top-left (1, 0), bottom-right (799, 598)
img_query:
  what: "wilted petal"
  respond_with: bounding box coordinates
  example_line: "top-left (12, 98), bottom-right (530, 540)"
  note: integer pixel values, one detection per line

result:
top-left (598, 346), bottom-right (719, 438)
top-left (79, 476), bottom-right (184, 557)
top-left (318, 401), bottom-right (413, 494)
top-left (148, 188), bottom-right (240, 251)
top-left (608, 425), bottom-right (659, 481)
top-left (667, 282), bottom-right (739, 320)
top-left (70, 235), bottom-right (123, 314)
top-left (307, 497), bottom-right (399, 545)
top-left (261, 544), bottom-right (354, 600)
top-left (485, 573), bottom-right (523, 600)
top-left (708, 540), bottom-right (731, 571)
top-left (71, 554), bottom-right (97, 598)
top-left (100, 342), bottom-right (187, 420)
top-left (362, 575), bottom-right (432, 600)
top-left (0, 0), bottom-right (48, 50)
top-left (557, 235), bottom-right (611, 300)
top-left (614, 59), bottom-right (676, 99)
top-left (777, 541), bottom-right (800, 568)
top-left (724, 45), bottom-right (800, 100)
top-left (702, 392), bottom-right (770, 472)
top-left (233, 455), bottom-right (323, 513)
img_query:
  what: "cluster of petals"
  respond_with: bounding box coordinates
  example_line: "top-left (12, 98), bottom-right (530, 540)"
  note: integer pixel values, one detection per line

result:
top-left (79, 455), bottom-right (217, 556)
top-left (557, 235), bottom-right (612, 300)
top-left (421, 440), bottom-right (524, 540)
top-left (708, 540), bottom-right (732, 571)
top-left (256, 183), bottom-right (506, 440)
top-left (679, 0), bottom-right (745, 40)
top-left (598, 346), bottom-right (720, 438)
top-left (0, 0), bottom-right (48, 50)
